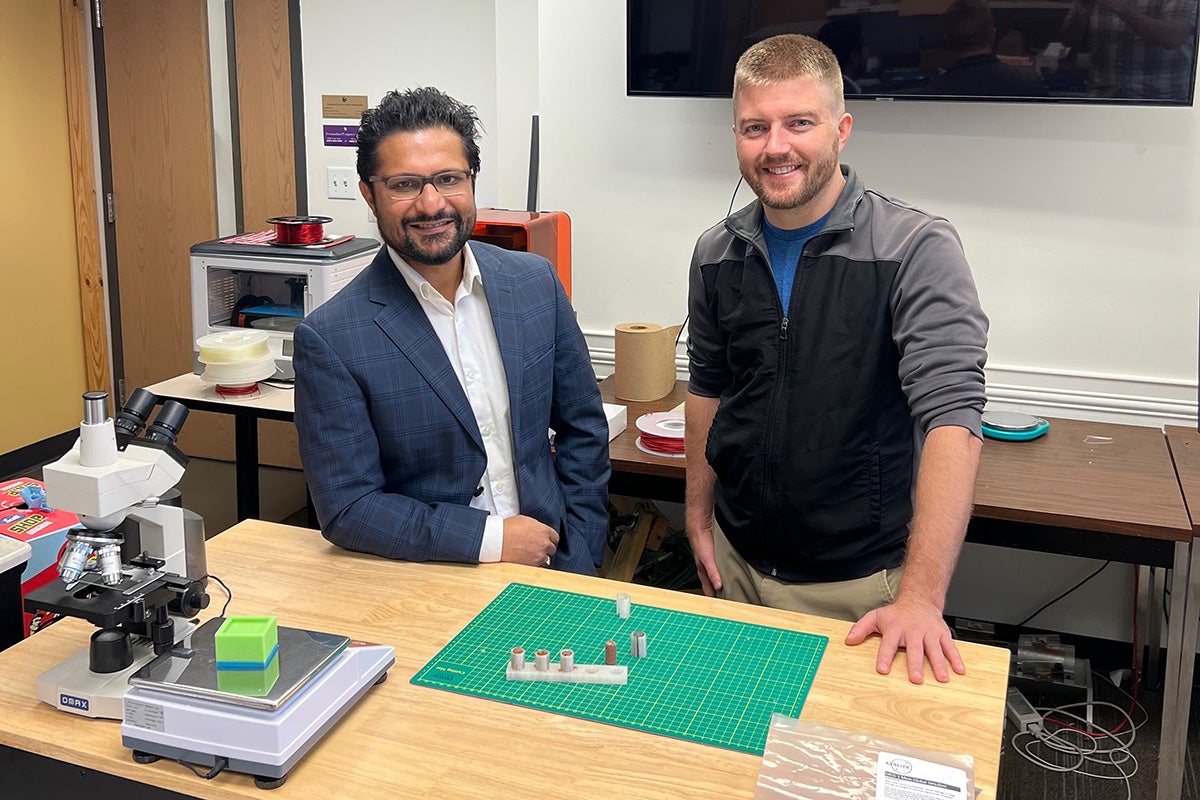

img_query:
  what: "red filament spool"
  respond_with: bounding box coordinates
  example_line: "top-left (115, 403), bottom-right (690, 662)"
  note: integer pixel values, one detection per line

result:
top-left (267, 215), bottom-right (333, 245)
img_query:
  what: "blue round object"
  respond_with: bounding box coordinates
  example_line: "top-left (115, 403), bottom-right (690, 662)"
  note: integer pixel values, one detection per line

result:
top-left (981, 411), bottom-right (1049, 441)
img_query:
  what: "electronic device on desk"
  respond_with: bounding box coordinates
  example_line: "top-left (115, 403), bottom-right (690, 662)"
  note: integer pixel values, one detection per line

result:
top-left (190, 234), bottom-right (380, 380)
top-left (1009, 633), bottom-right (1093, 722)
top-left (121, 618), bottom-right (394, 789)
top-left (472, 208), bottom-right (572, 299)
top-left (24, 389), bottom-right (211, 719)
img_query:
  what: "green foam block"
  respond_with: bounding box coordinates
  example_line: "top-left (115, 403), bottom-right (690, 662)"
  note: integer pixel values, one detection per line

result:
top-left (215, 615), bottom-right (279, 668)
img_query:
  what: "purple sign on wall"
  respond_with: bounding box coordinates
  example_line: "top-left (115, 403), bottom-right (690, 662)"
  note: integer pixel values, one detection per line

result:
top-left (323, 124), bottom-right (359, 147)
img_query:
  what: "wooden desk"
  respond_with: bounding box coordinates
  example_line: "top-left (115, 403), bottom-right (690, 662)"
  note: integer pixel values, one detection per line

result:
top-left (144, 373), bottom-right (295, 522)
top-left (0, 520), bottom-right (1007, 799)
top-left (1166, 424), bottom-right (1200, 525)
top-left (974, 417), bottom-right (1190, 540)
top-left (602, 377), bottom-right (691, 501)
top-left (980, 420), bottom-right (1196, 800)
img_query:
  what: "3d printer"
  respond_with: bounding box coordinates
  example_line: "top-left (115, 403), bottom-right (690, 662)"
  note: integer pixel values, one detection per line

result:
top-left (472, 208), bottom-right (572, 299)
top-left (190, 236), bottom-right (379, 379)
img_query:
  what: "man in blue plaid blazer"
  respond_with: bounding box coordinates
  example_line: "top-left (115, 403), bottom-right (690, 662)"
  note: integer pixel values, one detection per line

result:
top-left (294, 88), bottom-right (610, 575)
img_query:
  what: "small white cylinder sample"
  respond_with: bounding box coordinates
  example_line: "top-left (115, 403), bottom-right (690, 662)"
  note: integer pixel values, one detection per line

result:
top-left (510, 647), bottom-right (525, 671)
top-left (534, 649), bottom-right (550, 671)
top-left (631, 631), bottom-right (647, 658)
top-left (559, 649), bottom-right (575, 672)
top-left (616, 592), bottom-right (631, 619)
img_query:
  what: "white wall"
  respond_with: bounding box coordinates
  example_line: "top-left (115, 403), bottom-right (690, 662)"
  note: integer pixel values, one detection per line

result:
top-left (298, 0), bottom-right (501, 235)
top-left (534, 5), bottom-right (1200, 427)
top-left (295, 1), bottom-right (1200, 646)
top-left (530, 5), bottom-right (1196, 645)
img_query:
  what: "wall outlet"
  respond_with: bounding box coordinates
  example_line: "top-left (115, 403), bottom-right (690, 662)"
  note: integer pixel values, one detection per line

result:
top-left (327, 166), bottom-right (357, 200)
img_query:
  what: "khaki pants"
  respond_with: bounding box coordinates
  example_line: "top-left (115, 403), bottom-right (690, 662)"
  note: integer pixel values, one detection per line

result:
top-left (712, 521), bottom-right (903, 622)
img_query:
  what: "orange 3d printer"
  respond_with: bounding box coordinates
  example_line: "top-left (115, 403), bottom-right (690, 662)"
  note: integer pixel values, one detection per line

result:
top-left (472, 209), bottom-right (572, 300)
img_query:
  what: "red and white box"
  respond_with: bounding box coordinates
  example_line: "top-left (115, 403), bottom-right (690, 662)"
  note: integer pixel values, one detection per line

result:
top-left (0, 478), bottom-right (79, 636)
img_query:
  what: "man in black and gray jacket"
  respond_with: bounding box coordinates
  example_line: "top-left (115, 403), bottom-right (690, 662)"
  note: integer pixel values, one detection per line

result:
top-left (685, 34), bottom-right (989, 685)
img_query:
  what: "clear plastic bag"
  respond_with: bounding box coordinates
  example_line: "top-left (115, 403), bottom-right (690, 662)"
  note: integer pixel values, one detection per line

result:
top-left (755, 714), bottom-right (977, 800)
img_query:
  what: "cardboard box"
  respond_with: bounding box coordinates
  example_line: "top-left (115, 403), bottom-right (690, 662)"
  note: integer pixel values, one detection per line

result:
top-left (0, 478), bottom-right (79, 636)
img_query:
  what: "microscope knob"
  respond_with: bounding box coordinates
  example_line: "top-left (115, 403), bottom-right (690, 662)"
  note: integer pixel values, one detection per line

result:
top-left (179, 585), bottom-right (211, 616)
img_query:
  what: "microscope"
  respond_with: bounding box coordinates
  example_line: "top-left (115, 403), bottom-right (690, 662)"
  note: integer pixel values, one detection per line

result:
top-left (24, 390), bottom-right (210, 719)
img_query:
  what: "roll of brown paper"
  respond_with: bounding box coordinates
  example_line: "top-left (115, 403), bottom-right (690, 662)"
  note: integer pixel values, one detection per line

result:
top-left (614, 322), bottom-right (683, 401)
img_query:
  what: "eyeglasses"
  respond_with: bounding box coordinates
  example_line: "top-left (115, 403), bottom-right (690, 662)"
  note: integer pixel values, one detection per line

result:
top-left (367, 170), bottom-right (475, 201)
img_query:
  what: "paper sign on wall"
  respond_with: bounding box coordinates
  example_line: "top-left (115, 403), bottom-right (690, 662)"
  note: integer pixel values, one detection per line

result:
top-left (322, 95), bottom-right (368, 119)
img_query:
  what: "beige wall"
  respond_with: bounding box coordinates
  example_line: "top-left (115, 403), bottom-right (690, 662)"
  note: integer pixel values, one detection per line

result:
top-left (0, 2), bottom-right (88, 453)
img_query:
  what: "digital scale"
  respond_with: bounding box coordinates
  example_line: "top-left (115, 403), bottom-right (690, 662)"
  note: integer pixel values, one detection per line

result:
top-left (121, 617), bottom-right (394, 789)
top-left (981, 410), bottom-right (1050, 442)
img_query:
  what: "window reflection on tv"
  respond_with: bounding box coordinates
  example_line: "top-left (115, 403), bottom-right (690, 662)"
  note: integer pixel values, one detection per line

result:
top-left (626, 0), bottom-right (1199, 105)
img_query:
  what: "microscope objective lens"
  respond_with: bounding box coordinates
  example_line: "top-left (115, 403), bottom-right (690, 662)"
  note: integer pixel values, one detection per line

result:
top-left (59, 541), bottom-right (92, 583)
top-left (95, 544), bottom-right (124, 586)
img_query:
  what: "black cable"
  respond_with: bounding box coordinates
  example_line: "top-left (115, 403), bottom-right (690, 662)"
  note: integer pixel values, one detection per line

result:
top-left (674, 176), bottom-right (747, 354)
top-left (180, 756), bottom-right (228, 780)
top-left (206, 573), bottom-right (233, 618)
top-left (261, 379), bottom-right (295, 390)
top-left (1017, 561), bottom-right (1111, 627)
top-left (726, 175), bottom-right (744, 218)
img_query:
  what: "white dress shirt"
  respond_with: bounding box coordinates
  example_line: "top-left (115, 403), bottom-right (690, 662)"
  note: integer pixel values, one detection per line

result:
top-left (390, 243), bottom-right (518, 562)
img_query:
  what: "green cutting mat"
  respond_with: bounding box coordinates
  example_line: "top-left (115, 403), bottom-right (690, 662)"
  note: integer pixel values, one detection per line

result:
top-left (411, 583), bottom-right (827, 753)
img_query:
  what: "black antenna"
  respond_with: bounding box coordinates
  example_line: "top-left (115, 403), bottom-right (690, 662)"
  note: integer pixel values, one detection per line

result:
top-left (526, 114), bottom-right (540, 213)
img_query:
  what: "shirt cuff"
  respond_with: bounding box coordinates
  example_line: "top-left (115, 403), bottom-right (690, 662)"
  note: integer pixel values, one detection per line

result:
top-left (478, 514), bottom-right (504, 563)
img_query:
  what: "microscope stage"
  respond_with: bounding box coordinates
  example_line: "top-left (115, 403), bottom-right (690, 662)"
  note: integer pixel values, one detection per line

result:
top-left (121, 618), bottom-right (394, 785)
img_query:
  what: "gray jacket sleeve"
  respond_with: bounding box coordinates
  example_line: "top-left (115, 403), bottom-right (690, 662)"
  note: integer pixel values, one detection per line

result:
top-left (889, 217), bottom-right (989, 437)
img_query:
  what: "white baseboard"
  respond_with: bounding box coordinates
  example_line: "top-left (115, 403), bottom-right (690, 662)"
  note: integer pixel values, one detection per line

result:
top-left (583, 329), bottom-right (1199, 428)
top-left (985, 364), bottom-right (1197, 427)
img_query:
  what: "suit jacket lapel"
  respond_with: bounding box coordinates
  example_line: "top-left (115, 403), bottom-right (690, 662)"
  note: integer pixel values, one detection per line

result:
top-left (366, 251), bottom-right (484, 452)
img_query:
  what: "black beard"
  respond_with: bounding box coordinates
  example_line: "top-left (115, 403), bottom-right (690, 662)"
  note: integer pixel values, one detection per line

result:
top-left (380, 209), bottom-right (476, 267)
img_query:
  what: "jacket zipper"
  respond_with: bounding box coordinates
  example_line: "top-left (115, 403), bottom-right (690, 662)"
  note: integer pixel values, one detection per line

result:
top-left (760, 275), bottom-right (793, 577)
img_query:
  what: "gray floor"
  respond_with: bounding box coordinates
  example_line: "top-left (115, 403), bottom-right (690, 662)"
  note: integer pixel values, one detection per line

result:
top-left (997, 676), bottom-right (1197, 799)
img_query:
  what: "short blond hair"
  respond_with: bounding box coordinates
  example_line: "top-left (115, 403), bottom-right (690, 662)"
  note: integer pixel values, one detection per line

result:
top-left (733, 34), bottom-right (845, 114)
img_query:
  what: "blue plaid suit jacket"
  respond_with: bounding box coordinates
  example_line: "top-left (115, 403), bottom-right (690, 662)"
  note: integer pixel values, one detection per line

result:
top-left (294, 242), bottom-right (610, 574)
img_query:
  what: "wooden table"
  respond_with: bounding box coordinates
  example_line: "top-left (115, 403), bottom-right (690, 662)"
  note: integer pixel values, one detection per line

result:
top-left (602, 377), bottom-right (691, 501)
top-left (604, 378), bottom-right (1195, 800)
top-left (0, 520), bottom-right (1008, 799)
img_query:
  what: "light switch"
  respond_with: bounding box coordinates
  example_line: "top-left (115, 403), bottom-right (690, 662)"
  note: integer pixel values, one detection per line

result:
top-left (327, 167), bottom-right (357, 200)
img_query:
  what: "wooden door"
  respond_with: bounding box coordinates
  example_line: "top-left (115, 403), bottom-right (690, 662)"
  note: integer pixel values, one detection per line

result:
top-left (102, 0), bottom-right (301, 468)
top-left (103, 0), bottom-right (217, 398)
top-left (233, 0), bottom-right (302, 468)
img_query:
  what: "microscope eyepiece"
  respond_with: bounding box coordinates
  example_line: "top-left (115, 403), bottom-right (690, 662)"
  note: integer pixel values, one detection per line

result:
top-left (145, 400), bottom-right (189, 445)
top-left (114, 388), bottom-right (158, 438)
top-left (82, 391), bottom-right (109, 425)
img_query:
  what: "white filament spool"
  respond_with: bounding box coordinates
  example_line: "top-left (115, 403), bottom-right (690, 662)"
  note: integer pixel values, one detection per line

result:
top-left (197, 330), bottom-right (275, 388)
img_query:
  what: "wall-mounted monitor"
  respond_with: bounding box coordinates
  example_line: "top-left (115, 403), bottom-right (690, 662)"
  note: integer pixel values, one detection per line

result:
top-left (627, 0), bottom-right (1199, 105)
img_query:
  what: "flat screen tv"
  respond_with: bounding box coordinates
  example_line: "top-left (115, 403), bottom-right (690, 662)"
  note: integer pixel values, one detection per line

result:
top-left (627, 0), bottom-right (1199, 105)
